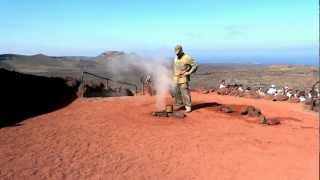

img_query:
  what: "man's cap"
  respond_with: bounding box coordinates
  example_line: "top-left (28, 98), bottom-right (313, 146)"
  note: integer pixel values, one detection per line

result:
top-left (174, 44), bottom-right (183, 51)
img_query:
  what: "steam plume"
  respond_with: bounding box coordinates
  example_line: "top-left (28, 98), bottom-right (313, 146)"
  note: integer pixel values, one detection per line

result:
top-left (100, 52), bottom-right (173, 110)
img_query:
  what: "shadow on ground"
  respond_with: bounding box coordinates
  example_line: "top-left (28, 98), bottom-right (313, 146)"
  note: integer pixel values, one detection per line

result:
top-left (192, 102), bottom-right (221, 111)
top-left (192, 102), bottom-right (298, 126)
top-left (0, 68), bottom-right (80, 128)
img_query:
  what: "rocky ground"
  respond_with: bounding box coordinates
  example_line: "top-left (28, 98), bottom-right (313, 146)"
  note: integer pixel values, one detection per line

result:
top-left (0, 93), bottom-right (318, 180)
top-left (191, 64), bottom-right (319, 90)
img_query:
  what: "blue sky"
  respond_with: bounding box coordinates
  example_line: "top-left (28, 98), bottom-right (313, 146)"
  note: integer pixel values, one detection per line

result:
top-left (0, 0), bottom-right (318, 64)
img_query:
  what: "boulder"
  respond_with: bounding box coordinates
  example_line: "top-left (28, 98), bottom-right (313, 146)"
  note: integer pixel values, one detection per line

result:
top-left (240, 106), bottom-right (261, 117)
top-left (259, 116), bottom-right (280, 125)
top-left (216, 88), bottom-right (227, 95)
top-left (259, 115), bottom-right (268, 124)
top-left (152, 111), bottom-right (168, 117)
top-left (201, 89), bottom-right (210, 94)
top-left (209, 88), bottom-right (216, 93)
top-left (267, 118), bottom-right (281, 125)
top-left (220, 106), bottom-right (234, 113)
top-left (168, 111), bottom-right (186, 118)
top-left (259, 115), bottom-right (280, 125)
top-left (272, 95), bottom-right (289, 101)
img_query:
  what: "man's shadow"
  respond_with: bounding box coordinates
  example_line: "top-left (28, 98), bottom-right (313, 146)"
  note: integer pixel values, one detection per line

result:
top-left (192, 102), bottom-right (221, 111)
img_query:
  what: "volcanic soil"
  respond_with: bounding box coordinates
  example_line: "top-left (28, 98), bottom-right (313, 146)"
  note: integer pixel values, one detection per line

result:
top-left (0, 93), bottom-right (318, 180)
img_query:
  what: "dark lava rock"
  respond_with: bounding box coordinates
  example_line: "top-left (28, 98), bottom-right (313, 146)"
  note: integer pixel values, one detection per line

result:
top-left (259, 116), bottom-right (281, 125)
top-left (152, 111), bottom-right (185, 118)
top-left (259, 115), bottom-right (268, 124)
top-left (220, 106), bottom-right (234, 113)
top-left (240, 106), bottom-right (261, 117)
top-left (272, 95), bottom-right (289, 101)
top-left (168, 111), bottom-right (186, 118)
top-left (83, 83), bottom-right (134, 97)
top-left (152, 111), bottom-right (168, 117)
top-left (266, 119), bottom-right (281, 125)
top-left (201, 89), bottom-right (210, 94)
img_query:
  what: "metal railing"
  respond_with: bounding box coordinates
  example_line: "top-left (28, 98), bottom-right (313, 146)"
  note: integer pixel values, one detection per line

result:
top-left (80, 71), bottom-right (138, 95)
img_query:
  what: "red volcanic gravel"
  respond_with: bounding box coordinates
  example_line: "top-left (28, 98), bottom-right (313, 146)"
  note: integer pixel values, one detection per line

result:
top-left (0, 93), bottom-right (318, 180)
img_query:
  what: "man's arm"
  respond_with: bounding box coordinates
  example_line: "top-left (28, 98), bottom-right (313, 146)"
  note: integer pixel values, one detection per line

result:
top-left (185, 56), bottom-right (198, 75)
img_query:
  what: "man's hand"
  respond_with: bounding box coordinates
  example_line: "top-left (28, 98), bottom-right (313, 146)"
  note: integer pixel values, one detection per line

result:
top-left (179, 71), bottom-right (186, 76)
top-left (180, 71), bottom-right (190, 76)
top-left (178, 70), bottom-right (191, 76)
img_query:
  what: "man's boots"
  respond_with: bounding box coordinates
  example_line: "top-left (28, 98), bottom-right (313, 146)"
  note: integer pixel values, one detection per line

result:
top-left (185, 106), bottom-right (192, 113)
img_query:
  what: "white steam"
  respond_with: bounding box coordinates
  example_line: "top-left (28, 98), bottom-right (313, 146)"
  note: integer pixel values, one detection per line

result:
top-left (101, 53), bottom-right (173, 110)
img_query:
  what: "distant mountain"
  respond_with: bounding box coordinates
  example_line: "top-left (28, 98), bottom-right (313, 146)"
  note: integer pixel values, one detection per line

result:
top-left (0, 51), bottom-right (138, 78)
top-left (0, 53), bottom-right (94, 62)
top-left (98, 51), bottom-right (126, 58)
top-left (0, 53), bottom-right (97, 76)
top-left (95, 51), bottom-right (141, 62)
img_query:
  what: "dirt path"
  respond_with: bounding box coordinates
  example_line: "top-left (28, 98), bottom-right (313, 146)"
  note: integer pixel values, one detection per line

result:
top-left (0, 93), bottom-right (318, 180)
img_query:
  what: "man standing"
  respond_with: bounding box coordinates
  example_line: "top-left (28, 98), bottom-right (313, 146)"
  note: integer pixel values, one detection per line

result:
top-left (173, 45), bottom-right (198, 113)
